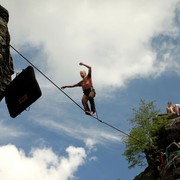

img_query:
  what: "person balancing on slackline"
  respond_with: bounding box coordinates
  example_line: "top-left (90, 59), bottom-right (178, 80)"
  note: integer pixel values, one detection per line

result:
top-left (61, 62), bottom-right (96, 115)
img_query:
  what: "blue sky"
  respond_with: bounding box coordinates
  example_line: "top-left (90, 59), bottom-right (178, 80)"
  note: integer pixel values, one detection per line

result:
top-left (0, 0), bottom-right (180, 180)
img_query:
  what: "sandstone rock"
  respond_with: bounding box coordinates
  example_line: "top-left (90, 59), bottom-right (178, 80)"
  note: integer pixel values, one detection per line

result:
top-left (0, 5), bottom-right (14, 101)
top-left (134, 117), bottom-right (180, 180)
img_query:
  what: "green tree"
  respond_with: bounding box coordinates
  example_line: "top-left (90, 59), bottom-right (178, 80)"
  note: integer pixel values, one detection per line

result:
top-left (123, 99), bottom-right (167, 169)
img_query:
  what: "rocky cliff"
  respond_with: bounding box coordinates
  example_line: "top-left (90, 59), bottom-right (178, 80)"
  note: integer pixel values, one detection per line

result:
top-left (134, 115), bottom-right (180, 180)
top-left (0, 5), bottom-right (14, 101)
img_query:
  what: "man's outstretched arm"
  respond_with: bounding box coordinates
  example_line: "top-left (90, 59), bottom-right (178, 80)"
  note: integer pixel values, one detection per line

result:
top-left (61, 83), bottom-right (79, 89)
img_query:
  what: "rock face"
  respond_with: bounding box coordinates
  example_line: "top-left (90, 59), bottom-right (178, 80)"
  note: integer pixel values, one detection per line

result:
top-left (134, 116), bottom-right (180, 180)
top-left (0, 5), bottom-right (14, 101)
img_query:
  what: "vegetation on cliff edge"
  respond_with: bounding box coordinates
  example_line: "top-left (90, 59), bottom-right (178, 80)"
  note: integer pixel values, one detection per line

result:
top-left (123, 99), bottom-right (168, 168)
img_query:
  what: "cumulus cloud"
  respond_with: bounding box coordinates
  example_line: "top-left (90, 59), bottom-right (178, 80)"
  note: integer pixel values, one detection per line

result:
top-left (1, 0), bottom-right (179, 93)
top-left (0, 144), bottom-right (87, 180)
top-left (85, 138), bottom-right (97, 151)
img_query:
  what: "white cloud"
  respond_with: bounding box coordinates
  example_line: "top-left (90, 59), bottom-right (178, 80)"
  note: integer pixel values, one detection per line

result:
top-left (85, 139), bottom-right (98, 162)
top-left (89, 156), bottom-right (97, 162)
top-left (0, 120), bottom-right (27, 139)
top-left (59, 146), bottom-right (87, 180)
top-left (33, 117), bottom-right (122, 145)
top-left (85, 138), bottom-right (97, 151)
top-left (1, 0), bottom-right (179, 93)
top-left (0, 144), bottom-right (87, 180)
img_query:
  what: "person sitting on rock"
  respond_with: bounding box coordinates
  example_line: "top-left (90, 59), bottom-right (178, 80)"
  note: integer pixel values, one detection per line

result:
top-left (173, 104), bottom-right (180, 116)
top-left (166, 101), bottom-right (175, 114)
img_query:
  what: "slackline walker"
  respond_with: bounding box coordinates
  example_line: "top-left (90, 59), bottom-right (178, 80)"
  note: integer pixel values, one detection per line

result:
top-left (61, 62), bottom-right (97, 116)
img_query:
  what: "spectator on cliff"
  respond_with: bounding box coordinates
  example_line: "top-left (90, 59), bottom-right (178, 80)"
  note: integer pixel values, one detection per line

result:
top-left (166, 101), bottom-right (175, 114)
top-left (173, 104), bottom-right (180, 116)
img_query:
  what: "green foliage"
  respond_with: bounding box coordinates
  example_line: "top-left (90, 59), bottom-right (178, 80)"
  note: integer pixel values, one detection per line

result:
top-left (123, 99), bottom-right (167, 169)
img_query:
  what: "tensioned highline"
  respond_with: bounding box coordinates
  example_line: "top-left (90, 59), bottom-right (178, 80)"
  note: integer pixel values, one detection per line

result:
top-left (10, 44), bottom-right (144, 145)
